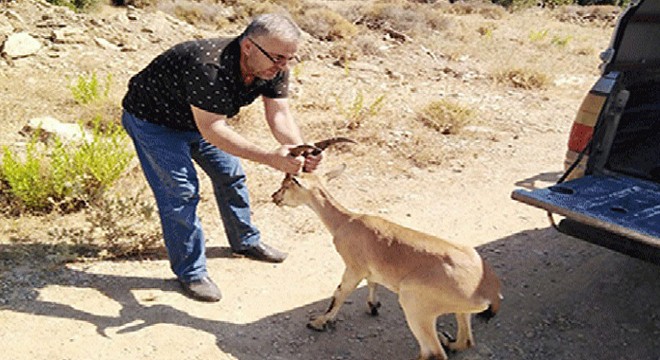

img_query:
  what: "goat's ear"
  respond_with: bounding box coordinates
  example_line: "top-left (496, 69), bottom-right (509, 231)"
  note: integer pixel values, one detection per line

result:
top-left (324, 164), bottom-right (346, 182)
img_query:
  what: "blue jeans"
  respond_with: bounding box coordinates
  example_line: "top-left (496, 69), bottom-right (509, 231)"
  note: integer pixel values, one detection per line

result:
top-left (121, 111), bottom-right (260, 282)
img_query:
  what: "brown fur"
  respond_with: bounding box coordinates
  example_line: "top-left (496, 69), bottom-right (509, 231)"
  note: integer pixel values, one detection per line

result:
top-left (272, 172), bottom-right (502, 360)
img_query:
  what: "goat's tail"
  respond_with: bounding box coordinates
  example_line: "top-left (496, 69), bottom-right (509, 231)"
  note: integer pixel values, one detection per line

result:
top-left (476, 292), bottom-right (502, 323)
top-left (476, 259), bottom-right (502, 323)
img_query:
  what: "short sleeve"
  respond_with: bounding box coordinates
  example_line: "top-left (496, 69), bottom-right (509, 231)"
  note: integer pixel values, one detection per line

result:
top-left (261, 71), bottom-right (289, 99)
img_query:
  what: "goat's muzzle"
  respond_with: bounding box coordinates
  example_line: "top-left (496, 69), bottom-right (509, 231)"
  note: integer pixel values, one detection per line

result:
top-left (271, 188), bottom-right (283, 206)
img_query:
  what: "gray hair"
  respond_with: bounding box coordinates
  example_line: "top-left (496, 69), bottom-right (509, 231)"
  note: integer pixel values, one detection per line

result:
top-left (242, 13), bottom-right (301, 42)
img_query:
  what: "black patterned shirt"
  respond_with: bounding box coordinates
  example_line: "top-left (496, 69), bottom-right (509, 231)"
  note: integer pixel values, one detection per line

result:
top-left (122, 37), bottom-right (289, 131)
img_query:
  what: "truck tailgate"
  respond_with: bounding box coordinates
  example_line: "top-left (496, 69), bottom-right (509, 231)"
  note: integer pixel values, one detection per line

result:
top-left (512, 175), bottom-right (660, 258)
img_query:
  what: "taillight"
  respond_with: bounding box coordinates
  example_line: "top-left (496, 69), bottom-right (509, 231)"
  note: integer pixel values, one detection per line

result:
top-left (567, 92), bottom-right (606, 152)
top-left (567, 123), bottom-right (594, 152)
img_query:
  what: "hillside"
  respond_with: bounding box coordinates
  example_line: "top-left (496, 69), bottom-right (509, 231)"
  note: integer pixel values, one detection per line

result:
top-left (2, 1), bottom-right (659, 360)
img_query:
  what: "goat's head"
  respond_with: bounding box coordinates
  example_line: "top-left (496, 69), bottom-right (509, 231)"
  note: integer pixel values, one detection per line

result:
top-left (272, 173), bottom-right (310, 207)
top-left (272, 137), bottom-right (355, 207)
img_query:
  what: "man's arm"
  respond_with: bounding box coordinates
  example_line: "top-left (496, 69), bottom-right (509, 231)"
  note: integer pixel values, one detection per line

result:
top-left (192, 105), bottom-right (302, 174)
top-left (263, 97), bottom-right (322, 172)
top-left (263, 97), bottom-right (304, 144)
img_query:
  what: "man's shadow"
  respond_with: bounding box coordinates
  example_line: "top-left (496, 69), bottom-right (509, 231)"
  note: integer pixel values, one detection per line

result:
top-left (2, 226), bottom-right (659, 360)
top-left (0, 242), bottom-right (417, 359)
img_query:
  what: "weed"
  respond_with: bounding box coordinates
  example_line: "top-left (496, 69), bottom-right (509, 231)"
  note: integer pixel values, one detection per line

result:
top-left (48, 191), bottom-right (162, 260)
top-left (478, 24), bottom-right (496, 38)
top-left (529, 29), bottom-right (549, 42)
top-left (335, 90), bottom-right (385, 130)
top-left (68, 72), bottom-right (112, 105)
top-left (82, 193), bottom-right (161, 259)
top-left (292, 61), bottom-right (304, 82)
top-left (417, 100), bottom-right (473, 135)
top-left (551, 35), bottom-right (572, 47)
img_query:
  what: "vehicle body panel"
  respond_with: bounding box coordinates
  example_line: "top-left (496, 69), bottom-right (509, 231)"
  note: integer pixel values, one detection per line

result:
top-left (512, 0), bottom-right (660, 264)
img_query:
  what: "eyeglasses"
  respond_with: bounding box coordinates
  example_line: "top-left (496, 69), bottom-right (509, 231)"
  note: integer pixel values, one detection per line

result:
top-left (248, 37), bottom-right (298, 66)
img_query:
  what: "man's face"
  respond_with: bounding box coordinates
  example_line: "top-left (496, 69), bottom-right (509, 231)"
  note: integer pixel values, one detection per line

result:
top-left (245, 36), bottom-right (298, 80)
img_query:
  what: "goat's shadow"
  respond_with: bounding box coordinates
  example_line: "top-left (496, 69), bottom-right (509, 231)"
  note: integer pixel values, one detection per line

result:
top-left (2, 227), bottom-right (659, 360)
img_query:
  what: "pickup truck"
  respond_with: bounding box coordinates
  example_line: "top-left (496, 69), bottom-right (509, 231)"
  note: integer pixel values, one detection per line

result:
top-left (511, 0), bottom-right (660, 264)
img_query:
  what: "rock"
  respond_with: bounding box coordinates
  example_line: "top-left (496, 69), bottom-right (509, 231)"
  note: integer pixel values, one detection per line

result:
top-left (126, 5), bottom-right (138, 21)
top-left (1, 32), bottom-right (41, 58)
top-left (21, 116), bottom-right (92, 143)
top-left (348, 61), bottom-right (381, 73)
top-left (51, 26), bottom-right (86, 44)
top-left (94, 37), bottom-right (119, 51)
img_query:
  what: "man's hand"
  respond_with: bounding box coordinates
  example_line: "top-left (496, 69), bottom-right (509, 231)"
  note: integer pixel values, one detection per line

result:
top-left (267, 145), bottom-right (304, 174)
top-left (303, 151), bottom-right (323, 173)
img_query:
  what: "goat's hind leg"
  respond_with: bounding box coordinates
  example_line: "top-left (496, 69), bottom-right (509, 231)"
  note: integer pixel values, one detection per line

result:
top-left (399, 290), bottom-right (448, 360)
top-left (308, 268), bottom-right (362, 331)
top-left (447, 312), bottom-right (475, 351)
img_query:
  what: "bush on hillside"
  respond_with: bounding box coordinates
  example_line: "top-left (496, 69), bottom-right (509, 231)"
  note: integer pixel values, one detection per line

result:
top-left (491, 0), bottom-right (630, 9)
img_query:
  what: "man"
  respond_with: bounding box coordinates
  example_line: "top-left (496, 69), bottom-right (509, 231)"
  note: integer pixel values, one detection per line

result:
top-left (121, 14), bottom-right (320, 302)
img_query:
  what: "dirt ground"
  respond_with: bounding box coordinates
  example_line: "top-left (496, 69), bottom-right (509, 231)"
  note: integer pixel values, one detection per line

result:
top-left (1, 1), bottom-right (659, 360)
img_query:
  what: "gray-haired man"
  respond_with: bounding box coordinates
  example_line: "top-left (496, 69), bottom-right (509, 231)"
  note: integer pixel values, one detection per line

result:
top-left (121, 14), bottom-right (321, 302)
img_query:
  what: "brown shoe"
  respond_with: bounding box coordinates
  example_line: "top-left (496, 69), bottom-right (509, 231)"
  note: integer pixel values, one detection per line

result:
top-left (178, 276), bottom-right (222, 302)
top-left (234, 243), bottom-right (288, 263)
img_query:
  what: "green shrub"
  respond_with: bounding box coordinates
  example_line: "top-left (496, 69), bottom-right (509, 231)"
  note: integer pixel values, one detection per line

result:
top-left (71, 116), bottom-right (135, 199)
top-left (1, 136), bottom-right (63, 211)
top-left (0, 118), bottom-right (134, 213)
top-left (68, 72), bottom-right (112, 105)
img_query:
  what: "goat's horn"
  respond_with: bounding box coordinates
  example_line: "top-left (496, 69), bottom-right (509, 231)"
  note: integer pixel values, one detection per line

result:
top-left (313, 137), bottom-right (357, 152)
top-left (288, 144), bottom-right (320, 157)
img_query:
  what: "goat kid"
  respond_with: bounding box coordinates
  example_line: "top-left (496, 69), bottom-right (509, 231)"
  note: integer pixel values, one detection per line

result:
top-left (272, 148), bottom-right (502, 360)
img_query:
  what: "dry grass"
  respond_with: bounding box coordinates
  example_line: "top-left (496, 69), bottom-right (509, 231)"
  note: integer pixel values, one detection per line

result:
top-left (493, 68), bottom-right (551, 90)
top-left (417, 99), bottom-right (474, 135)
top-left (296, 7), bottom-right (358, 41)
top-left (435, 0), bottom-right (506, 20)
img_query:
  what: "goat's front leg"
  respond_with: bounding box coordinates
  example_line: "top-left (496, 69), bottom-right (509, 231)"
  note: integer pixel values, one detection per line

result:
top-left (308, 268), bottom-right (363, 331)
top-left (366, 280), bottom-right (381, 316)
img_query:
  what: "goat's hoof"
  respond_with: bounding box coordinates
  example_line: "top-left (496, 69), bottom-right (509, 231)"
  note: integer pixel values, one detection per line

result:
top-left (307, 322), bottom-right (326, 332)
top-left (441, 330), bottom-right (455, 343)
top-left (307, 317), bottom-right (334, 332)
top-left (368, 301), bottom-right (381, 316)
top-left (447, 339), bottom-right (473, 352)
top-left (417, 355), bottom-right (447, 360)
top-left (439, 331), bottom-right (456, 353)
